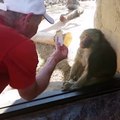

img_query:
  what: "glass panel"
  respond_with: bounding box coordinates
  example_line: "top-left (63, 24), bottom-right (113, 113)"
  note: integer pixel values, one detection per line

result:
top-left (0, 0), bottom-right (96, 112)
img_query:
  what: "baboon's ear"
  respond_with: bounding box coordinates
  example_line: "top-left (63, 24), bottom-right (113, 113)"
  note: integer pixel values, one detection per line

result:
top-left (80, 31), bottom-right (89, 42)
top-left (24, 13), bottom-right (33, 24)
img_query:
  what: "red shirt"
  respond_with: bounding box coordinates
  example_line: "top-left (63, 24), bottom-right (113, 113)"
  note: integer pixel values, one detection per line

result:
top-left (0, 22), bottom-right (38, 93)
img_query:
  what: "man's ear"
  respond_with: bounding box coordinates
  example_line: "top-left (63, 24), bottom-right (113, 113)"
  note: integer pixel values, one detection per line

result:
top-left (23, 13), bottom-right (33, 24)
top-left (17, 13), bottom-right (33, 27)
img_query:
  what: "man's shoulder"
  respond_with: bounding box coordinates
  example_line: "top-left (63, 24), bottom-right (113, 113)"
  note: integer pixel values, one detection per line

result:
top-left (0, 23), bottom-right (33, 47)
top-left (0, 23), bottom-right (36, 59)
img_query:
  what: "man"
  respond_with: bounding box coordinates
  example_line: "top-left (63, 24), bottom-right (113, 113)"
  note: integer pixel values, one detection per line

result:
top-left (0, 0), bottom-right (68, 100)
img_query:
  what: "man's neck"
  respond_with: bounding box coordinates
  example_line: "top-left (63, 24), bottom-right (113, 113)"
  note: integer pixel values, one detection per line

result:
top-left (0, 15), bottom-right (6, 25)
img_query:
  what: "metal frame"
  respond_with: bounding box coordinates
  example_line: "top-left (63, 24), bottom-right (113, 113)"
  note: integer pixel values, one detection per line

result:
top-left (0, 78), bottom-right (120, 119)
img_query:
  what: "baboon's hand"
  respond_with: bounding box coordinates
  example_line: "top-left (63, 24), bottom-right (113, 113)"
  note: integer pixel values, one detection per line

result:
top-left (70, 82), bottom-right (81, 90)
top-left (62, 80), bottom-right (74, 91)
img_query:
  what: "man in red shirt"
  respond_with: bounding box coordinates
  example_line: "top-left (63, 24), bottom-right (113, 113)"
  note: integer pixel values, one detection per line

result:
top-left (0, 0), bottom-right (68, 100)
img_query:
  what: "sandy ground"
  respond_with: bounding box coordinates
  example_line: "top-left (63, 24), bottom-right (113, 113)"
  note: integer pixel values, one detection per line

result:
top-left (0, 1), bottom-right (96, 109)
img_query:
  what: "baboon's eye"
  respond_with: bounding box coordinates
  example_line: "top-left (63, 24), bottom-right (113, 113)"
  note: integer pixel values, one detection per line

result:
top-left (80, 33), bottom-right (88, 41)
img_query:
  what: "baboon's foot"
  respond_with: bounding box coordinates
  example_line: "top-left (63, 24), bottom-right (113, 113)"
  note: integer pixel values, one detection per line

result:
top-left (77, 7), bottom-right (84, 15)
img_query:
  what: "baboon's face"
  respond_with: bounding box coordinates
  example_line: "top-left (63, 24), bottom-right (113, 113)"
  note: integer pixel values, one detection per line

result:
top-left (80, 29), bottom-right (102, 48)
top-left (80, 32), bottom-right (93, 48)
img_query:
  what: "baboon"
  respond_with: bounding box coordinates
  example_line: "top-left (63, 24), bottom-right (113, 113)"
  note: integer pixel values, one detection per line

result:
top-left (60, 7), bottom-right (84, 23)
top-left (60, 0), bottom-right (84, 23)
top-left (62, 28), bottom-right (117, 90)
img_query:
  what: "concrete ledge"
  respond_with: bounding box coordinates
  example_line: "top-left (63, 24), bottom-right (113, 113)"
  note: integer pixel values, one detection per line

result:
top-left (1, 78), bottom-right (120, 119)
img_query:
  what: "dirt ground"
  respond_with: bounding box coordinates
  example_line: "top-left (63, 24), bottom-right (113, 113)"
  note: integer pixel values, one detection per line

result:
top-left (0, 1), bottom-right (96, 108)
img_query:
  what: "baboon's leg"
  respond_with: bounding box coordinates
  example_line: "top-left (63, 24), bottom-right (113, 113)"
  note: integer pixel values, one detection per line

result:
top-left (69, 66), bottom-right (88, 89)
top-left (68, 60), bottom-right (84, 81)
top-left (60, 7), bottom-right (84, 23)
top-left (62, 59), bottom-right (84, 90)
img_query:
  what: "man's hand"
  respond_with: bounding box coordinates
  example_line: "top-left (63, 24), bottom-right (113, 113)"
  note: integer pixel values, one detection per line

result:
top-left (50, 42), bottom-right (68, 64)
top-left (53, 30), bottom-right (68, 63)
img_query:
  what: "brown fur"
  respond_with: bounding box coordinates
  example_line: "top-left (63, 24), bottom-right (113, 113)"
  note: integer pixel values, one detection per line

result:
top-left (62, 28), bottom-right (117, 90)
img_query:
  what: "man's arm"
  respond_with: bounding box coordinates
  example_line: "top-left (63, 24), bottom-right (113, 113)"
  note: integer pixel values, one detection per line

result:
top-left (18, 43), bottom-right (68, 101)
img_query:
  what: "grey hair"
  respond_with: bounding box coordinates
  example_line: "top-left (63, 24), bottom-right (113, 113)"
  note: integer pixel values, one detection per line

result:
top-left (0, 10), bottom-right (23, 27)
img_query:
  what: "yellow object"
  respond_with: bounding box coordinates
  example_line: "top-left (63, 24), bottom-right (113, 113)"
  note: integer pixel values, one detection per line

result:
top-left (32, 30), bottom-right (72, 47)
top-left (63, 32), bottom-right (72, 47)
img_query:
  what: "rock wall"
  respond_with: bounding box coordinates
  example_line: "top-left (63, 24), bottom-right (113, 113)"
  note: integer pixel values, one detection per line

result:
top-left (95, 0), bottom-right (120, 72)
